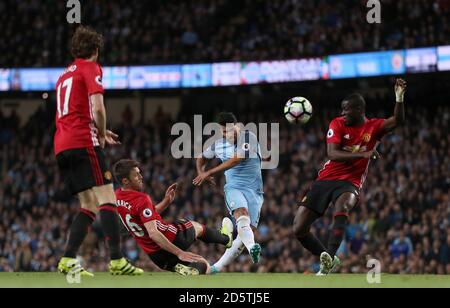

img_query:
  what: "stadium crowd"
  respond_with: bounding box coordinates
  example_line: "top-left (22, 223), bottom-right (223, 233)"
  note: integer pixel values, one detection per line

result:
top-left (0, 95), bottom-right (448, 274)
top-left (1, 0), bottom-right (450, 67)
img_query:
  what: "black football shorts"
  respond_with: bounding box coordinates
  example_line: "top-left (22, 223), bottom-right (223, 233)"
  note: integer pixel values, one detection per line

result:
top-left (301, 180), bottom-right (359, 216)
top-left (56, 147), bottom-right (113, 195)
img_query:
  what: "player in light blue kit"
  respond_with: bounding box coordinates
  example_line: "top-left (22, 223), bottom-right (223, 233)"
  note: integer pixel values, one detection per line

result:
top-left (193, 112), bottom-right (264, 273)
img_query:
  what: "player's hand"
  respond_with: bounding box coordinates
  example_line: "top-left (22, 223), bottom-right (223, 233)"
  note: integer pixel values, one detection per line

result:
top-left (105, 130), bottom-right (121, 146)
top-left (177, 251), bottom-right (205, 263)
top-left (192, 172), bottom-right (210, 186)
top-left (395, 78), bottom-right (407, 102)
top-left (164, 183), bottom-right (178, 204)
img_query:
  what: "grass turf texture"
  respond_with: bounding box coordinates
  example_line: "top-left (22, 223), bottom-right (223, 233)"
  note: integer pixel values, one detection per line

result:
top-left (0, 273), bottom-right (449, 288)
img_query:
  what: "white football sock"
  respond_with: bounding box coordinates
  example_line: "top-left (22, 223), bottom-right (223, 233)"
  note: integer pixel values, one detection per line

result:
top-left (236, 215), bottom-right (256, 253)
top-left (213, 237), bottom-right (245, 271)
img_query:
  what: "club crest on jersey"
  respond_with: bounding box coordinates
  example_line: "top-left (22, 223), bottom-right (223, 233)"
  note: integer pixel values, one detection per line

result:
top-left (95, 75), bottom-right (102, 86)
top-left (344, 134), bottom-right (351, 140)
top-left (143, 209), bottom-right (152, 218)
top-left (104, 171), bottom-right (112, 180)
top-left (362, 133), bottom-right (372, 143)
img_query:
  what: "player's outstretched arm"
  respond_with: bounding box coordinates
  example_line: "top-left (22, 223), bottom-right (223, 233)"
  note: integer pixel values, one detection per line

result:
top-left (144, 221), bottom-right (204, 263)
top-left (193, 155), bottom-right (244, 186)
top-left (384, 78), bottom-right (407, 133)
top-left (196, 156), bottom-right (208, 175)
top-left (194, 156), bottom-right (216, 186)
top-left (155, 183), bottom-right (177, 213)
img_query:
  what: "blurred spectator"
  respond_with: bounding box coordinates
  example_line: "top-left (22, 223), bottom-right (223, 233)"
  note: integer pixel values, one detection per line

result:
top-left (390, 232), bottom-right (413, 259)
top-left (350, 231), bottom-right (365, 255)
top-left (440, 235), bottom-right (450, 265)
top-left (14, 241), bottom-right (32, 272)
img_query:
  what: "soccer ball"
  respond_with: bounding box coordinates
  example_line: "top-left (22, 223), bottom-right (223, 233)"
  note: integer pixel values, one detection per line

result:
top-left (284, 97), bottom-right (313, 125)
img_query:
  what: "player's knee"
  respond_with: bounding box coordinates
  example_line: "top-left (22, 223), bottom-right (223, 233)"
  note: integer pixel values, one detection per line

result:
top-left (236, 215), bottom-right (251, 227)
top-left (234, 207), bottom-right (249, 218)
top-left (344, 202), bottom-right (354, 212)
top-left (335, 201), bottom-right (354, 214)
top-left (335, 193), bottom-right (358, 213)
top-left (83, 202), bottom-right (99, 214)
top-left (92, 184), bottom-right (116, 206)
top-left (78, 190), bottom-right (98, 213)
top-left (191, 221), bottom-right (204, 238)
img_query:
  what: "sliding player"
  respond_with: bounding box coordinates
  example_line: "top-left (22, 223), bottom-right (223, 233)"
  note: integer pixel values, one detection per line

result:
top-left (114, 159), bottom-right (233, 275)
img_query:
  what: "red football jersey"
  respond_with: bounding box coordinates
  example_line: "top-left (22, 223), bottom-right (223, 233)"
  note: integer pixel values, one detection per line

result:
top-left (54, 58), bottom-right (105, 155)
top-left (317, 117), bottom-right (386, 189)
top-left (115, 189), bottom-right (178, 254)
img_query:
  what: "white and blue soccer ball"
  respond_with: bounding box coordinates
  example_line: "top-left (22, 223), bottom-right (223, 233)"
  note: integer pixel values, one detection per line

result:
top-left (284, 97), bottom-right (313, 125)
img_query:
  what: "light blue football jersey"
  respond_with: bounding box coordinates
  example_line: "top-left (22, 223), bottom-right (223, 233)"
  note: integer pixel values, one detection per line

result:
top-left (203, 131), bottom-right (263, 192)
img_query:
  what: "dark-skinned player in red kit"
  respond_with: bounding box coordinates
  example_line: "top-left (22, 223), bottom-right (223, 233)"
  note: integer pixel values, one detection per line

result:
top-left (293, 78), bottom-right (407, 275)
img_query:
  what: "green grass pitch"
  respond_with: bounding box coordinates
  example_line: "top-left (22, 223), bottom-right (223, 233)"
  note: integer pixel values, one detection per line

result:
top-left (0, 273), bottom-right (449, 288)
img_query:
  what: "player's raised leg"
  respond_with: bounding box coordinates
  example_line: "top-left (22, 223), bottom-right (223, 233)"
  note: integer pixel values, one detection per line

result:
top-left (219, 217), bottom-right (234, 248)
top-left (191, 219), bottom-right (233, 247)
